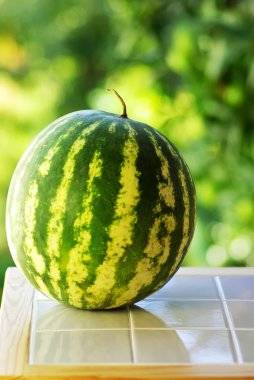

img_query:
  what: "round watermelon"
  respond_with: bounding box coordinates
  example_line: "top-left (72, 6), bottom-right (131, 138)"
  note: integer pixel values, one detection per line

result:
top-left (6, 90), bottom-right (196, 309)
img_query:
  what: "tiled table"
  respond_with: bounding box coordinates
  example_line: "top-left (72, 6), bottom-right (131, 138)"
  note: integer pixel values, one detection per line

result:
top-left (1, 267), bottom-right (254, 379)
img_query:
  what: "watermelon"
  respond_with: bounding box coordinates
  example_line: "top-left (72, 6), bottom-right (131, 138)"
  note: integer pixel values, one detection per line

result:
top-left (6, 90), bottom-right (196, 309)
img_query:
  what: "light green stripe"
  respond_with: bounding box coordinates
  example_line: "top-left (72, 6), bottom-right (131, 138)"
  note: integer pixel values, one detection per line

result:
top-left (168, 168), bottom-right (190, 276)
top-left (7, 115), bottom-right (74, 262)
top-left (85, 123), bottom-right (140, 307)
top-left (110, 131), bottom-right (176, 307)
top-left (153, 128), bottom-right (178, 159)
top-left (108, 121), bottom-right (117, 133)
top-left (24, 180), bottom-right (45, 274)
top-left (66, 150), bottom-right (103, 308)
top-left (145, 129), bottom-right (175, 208)
top-left (38, 123), bottom-right (78, 177)
top-left (23, 181), bottom-right (55, 298)
top-left (46, 122), bottom-right (100, 297)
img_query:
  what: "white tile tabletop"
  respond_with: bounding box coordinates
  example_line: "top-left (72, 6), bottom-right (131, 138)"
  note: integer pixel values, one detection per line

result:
top-left (29, 270), bottom-right (254, 365)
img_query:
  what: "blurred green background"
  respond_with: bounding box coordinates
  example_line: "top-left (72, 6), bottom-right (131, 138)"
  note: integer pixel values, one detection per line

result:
top-left (0, 0), bottom-right (254, 302)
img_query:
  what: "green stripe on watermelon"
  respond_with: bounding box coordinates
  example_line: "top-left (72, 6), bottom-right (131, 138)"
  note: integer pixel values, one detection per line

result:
top-left (107, 125), bottom-right (177, 308)
top-left (22, 115), bottom-right (100, 299)
top-left (78, 121), bottom-right (130, 308)
top-left (110, 123), bottom-right (164, 306)
top-left (83, 122), bottom-right (140, 308)
top-left (59, 121), bottom-right (106, 305)
top-left (10, 116), bottom-right (78, 289)
top-left (65, 119), bottom-right (130, 308)
top-left (24, 116), bottom-right (96, 298)
top-left (138, 132), bottom-right (192, 297)
top-left (122, 128), bottom-right (186, 304)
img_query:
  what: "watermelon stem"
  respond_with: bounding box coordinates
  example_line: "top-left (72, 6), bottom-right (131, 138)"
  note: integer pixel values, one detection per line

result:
top-left (107, 88), bottom-right (128, 119)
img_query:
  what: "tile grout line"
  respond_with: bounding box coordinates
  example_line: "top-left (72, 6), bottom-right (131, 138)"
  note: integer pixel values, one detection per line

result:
top-left (127, 306), bottom-right (137, 364)
top-left (214, 276), bottom-right (243, 364)
top-left (147, 298), bottom-right (254, 302)
top-left (33, 326), bottom-right (238, 333)
top-left (35, 327), bottom-right (132, 332)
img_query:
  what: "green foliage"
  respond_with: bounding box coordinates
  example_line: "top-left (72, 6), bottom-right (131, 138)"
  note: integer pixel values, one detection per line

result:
top-left (0, 0), bottom-right (254, 301)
